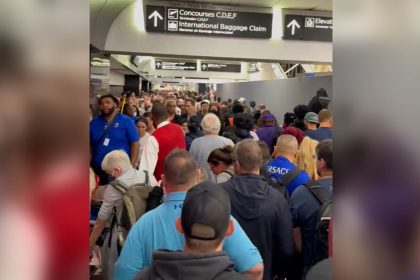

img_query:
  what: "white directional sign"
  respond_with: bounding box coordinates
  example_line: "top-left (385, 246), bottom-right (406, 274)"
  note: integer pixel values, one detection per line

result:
top-left (201, 62), bottom-right (241, 73)
top-left (287, 19), bottom-right (301, 35)
top-left (146, 6), bottom-right (165, 32)
top-left (155, 61), bottom-right (197, 71)
top-left (148, 10), bottom-right (163, 27)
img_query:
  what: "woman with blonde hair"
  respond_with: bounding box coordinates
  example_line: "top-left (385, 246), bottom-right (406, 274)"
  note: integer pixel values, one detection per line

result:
top-left (296, 136), bottom-right (319, 180)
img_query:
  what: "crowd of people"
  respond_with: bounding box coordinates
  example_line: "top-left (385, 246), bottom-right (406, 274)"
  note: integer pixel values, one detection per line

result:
top-left (89, 88), bottom-right (333, 280)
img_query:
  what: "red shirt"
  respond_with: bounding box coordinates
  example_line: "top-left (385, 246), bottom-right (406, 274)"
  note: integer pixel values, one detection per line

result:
top-left (152, 123), bottom-right (186, 180)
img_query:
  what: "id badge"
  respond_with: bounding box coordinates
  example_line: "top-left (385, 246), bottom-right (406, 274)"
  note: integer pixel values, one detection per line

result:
top-left (103, 138), bottom-right (110, 146)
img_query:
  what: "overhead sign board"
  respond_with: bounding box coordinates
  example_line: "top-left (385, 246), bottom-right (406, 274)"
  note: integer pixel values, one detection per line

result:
top-left (283, 14), bottom-right (332, 42)
top-left (201, 62), bottom-right (241, 73)
top-left (155, 60), bottom-right (197, 71)
top-left (146, 5), bottom-right (272, 39)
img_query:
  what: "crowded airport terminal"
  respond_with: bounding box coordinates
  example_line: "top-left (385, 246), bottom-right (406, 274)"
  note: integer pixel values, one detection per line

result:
top-left (90, 0), bottom-right (333, 279)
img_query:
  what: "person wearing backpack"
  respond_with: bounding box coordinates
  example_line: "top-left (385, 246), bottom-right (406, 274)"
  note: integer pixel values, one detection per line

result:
top-left (114, 149), bottom-right (264, 280)
top-left (290, 140), bottom-right (333, 277)
top-left (267, 135), bottom-right (310, 196)
top-left (220, 140), bottom-right (295, 280)
top-left (89, 150), bottom-right (152, 280)
top-left (207, 145), bottom-right (235, 184)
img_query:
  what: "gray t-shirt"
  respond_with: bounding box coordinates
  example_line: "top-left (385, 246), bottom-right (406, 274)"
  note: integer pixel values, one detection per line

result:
top-left (189, 135), bottom-right (234, 183)
top-left (216, 167), bottom-right (235, 184)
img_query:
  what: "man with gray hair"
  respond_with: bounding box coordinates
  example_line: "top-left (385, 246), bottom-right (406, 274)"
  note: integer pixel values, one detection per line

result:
top-left (267, 134), bottom-right (310, 195)
top-left (189, 113), bottom-right (234, 183)
top-left (89, 150), bottom-right (151, 280)
top-left (220, 139), bottom-right (295, 280)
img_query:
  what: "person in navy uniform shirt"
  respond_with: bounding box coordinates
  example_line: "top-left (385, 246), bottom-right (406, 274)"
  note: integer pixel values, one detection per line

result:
top-left (90, 94), bottom-right (139, 184)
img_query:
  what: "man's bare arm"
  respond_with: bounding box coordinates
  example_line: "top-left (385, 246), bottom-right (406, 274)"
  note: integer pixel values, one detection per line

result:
top-left (130, 141), bottom-right (140, 167)
top-left (242, 263), bottom-right (264, 280)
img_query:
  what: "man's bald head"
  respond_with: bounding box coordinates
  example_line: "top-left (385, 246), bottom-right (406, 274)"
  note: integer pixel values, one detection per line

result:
top-left (275, 134), bottom-right (299, 156)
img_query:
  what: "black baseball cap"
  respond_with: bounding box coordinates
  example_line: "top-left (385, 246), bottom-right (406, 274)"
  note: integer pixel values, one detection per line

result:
top-left (188, 116), bottom-right (201, 127)
top-left (181, 182), bottom-right (231, 240)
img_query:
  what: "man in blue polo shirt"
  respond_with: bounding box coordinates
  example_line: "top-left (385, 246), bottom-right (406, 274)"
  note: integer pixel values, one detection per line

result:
top-left (90, 94), bottom-right (139, 184)
top-left (114, 149), bottom-right (264, 280)
top-left (267, 134), bottom-right (310, 195)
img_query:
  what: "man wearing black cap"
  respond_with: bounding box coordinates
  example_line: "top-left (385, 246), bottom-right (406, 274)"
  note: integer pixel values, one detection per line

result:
top-left (114, 149), bottom-right (263, 280)
top-left (185, 116), bottom-right (203, 151)
top-left (135, 182), bottom-right (249, 280)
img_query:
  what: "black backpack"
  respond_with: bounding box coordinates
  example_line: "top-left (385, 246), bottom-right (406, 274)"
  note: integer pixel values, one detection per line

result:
top-left (270, 168), bottom-right (303, 201)
top-left (304, 181), bottom-right (333, 265)
top-left (273, 125), bottom-right (282, 147)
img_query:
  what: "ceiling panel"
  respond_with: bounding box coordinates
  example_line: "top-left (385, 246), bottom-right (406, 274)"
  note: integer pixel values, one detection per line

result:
top-left (110, 57), bottom-right (138, 75)
top-left (166, 0), bottom-right (281, 8)
top-left (165, 0), bottom-right (331, 10)
top-left (278, 0), bottom-right (331, 11)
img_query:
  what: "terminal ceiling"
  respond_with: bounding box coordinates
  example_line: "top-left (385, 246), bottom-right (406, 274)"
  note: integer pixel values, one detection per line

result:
top-left (166, 0), bottom-right (331, 10)
top-left (92, 0), bottom-right (332, 84)
top-left (91, 0), bottom-right (331, 35)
